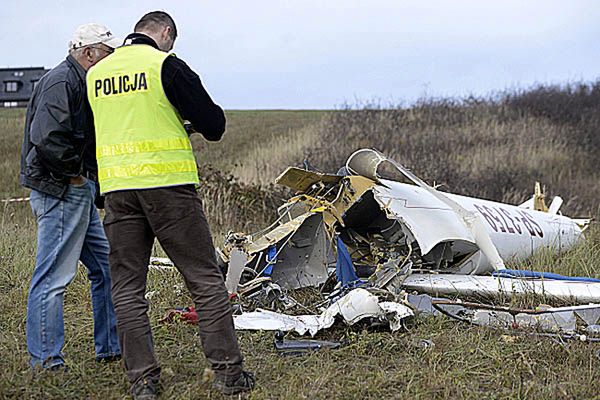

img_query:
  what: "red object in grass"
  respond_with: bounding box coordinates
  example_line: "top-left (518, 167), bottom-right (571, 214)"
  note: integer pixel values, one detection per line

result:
top-left (161, 306), bottom-right (199, 325)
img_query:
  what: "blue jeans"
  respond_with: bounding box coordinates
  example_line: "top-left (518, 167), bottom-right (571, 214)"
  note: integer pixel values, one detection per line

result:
top-left (27, 179), bottom-right (120, 368)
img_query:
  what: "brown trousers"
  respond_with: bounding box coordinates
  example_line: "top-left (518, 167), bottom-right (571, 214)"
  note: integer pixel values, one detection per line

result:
top-left (104, 185), bottom-right (243, 385)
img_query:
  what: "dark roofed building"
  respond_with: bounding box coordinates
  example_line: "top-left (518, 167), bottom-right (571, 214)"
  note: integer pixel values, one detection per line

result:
top-left (0, 67), bottom-right (49, 107)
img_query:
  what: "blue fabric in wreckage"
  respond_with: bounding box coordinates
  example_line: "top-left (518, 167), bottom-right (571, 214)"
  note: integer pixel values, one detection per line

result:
top-left (336, 236), bottom-right (359, 285)
top-left (263, 245), bottom-right (277, 276)
top-left (493, 269), bottom-right (600, 283)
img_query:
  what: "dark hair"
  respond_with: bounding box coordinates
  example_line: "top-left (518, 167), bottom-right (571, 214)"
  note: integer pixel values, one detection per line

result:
top-left (134, 11), bottom-right (177, 39)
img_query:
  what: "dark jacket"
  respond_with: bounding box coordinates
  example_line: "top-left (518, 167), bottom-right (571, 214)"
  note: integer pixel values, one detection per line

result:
top-left (125, 33), bottom-right (226, 140)
top-left (20, 55), bottom-right (97, 199)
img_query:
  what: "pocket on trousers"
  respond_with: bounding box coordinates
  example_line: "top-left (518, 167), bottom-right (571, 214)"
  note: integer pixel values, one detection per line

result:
top-left (30, 190), bottom-right (60, 220)
top-left (29, 190), bottom-right (43, 219)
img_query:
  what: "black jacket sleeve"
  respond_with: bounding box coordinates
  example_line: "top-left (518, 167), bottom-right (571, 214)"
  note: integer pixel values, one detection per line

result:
top-left (161, 56), bottom-right (226, 141)
top-left (29, 81), bottom-right (82, 178)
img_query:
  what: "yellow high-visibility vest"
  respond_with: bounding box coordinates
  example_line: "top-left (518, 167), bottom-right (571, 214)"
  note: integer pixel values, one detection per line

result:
top-left (87, 44), bottom-right (199, 194)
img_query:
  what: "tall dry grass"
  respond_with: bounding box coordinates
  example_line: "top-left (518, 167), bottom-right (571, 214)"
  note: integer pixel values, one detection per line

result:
top-left (227, 122), bottom-right (324, 186)
top-left (205, 85), bottom-right (600, 218)
top-left (0, 108), bottom-right (28, 200)
top-left (195, 164), bottom-right (286, 240)
top-left (303, 88), bottom-right (600, 215)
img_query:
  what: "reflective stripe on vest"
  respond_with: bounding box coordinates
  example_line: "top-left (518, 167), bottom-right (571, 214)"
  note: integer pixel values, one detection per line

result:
top-left (87, 44), bottom-right (199, 194)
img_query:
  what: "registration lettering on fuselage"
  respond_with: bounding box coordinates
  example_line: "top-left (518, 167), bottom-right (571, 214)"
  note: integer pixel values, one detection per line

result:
top-left (474, 203), bottom-right (544, 238)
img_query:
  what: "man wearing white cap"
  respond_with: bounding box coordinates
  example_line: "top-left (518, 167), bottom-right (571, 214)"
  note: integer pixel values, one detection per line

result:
top-left (20, 23), bottom-right (122, 370)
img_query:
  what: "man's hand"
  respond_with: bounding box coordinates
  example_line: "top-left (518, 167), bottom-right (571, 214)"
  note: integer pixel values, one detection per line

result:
top-left (69, 175), bottom-right (86, 185)
top-left (183, 121), bottom-right (197, 135)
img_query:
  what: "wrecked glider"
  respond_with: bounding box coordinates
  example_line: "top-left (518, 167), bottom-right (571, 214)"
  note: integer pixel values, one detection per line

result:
top-left (152, 149), bottom-right (596, 337)
top-left (218, 148), bottom-right (590, 294)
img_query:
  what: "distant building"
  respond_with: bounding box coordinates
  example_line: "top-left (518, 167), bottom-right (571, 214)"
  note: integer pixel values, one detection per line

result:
top-left (0, 67), bottom-right (49, 107)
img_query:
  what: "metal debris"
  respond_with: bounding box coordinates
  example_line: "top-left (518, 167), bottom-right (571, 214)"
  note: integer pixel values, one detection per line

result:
top-left (273, 331), bottom-right (341, 356)
top-left (403, 274), bottom-right (600, 304)
top-left (225, 248), bottom-right (248, 293)
top-left (432, 299), bottom-right (600, 336)
top-left (233, 288), bottom-right (414, 336)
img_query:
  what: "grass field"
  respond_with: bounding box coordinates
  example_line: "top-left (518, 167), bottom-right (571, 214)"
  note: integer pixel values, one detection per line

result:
top-left (1, 87), bottom-right (600, 399)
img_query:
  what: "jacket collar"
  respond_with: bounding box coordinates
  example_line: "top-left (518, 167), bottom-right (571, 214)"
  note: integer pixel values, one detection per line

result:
top-left (66, 54), bottom-right (87, 81)
top-left (123, 33), bottom-right (160, 50)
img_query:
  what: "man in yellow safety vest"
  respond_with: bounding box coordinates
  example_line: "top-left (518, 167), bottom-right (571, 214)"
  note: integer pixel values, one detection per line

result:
top-left (87, 11), bottom-right (254, 399)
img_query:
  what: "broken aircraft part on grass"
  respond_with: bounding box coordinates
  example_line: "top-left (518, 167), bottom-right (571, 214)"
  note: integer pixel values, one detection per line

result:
top-left (406, 292), bottom-right (600, 341)
top-left (218, 148), bottom-right (590, 297)
top-left (403, 273), bottom-right (600, 304)
top-left (432, 299), bottom-right (600, 340)
top-left (273, 331), bottom-right (342, 356)
top-left (232, 288), bottom-right (414, 336)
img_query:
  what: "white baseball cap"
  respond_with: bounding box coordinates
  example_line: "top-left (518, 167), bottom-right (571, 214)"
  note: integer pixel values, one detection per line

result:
top-left (68, 23), bottom-right (121, 50)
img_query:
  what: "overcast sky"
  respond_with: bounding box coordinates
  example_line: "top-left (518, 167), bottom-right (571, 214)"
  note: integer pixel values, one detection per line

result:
top-left (2, 1), bottom-right (599, 109)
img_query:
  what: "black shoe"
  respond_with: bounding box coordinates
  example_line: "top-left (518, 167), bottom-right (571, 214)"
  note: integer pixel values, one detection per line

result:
top-left (131, 378), bottom-right (159, 400)
top-left (213, 370), bottom-right (255, 395)
top-left (47, 363), bottom-right (68, 372)
top-left (41, 357), bottom-right (68, 373)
